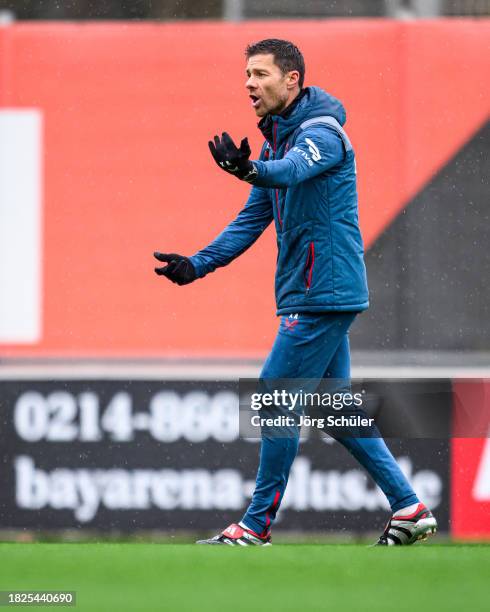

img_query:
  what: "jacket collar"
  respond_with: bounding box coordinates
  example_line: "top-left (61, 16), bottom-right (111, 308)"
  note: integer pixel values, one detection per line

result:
top-left (258, 86), bottom-right (347, 149)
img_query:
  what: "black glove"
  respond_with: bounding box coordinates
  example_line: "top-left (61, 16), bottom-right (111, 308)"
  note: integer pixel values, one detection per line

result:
top-left (208, 132), bottom-right (258, 182)
top-left (154, 252), bottom-right (197, 286)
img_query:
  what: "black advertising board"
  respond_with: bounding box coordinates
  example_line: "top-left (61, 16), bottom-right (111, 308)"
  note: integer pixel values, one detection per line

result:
top-left (0, 380), bottom-right (450, 533)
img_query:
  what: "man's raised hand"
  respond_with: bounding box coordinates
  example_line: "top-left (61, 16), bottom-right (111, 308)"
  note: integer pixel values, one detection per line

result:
top-left (153, 252), bottom-right (197, 286)
top-left (208, 132), bottom-right (258, 182)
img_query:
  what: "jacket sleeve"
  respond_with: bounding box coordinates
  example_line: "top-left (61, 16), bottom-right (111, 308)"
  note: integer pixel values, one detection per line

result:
top-left (251, 125), bottom-right (345, 188)
top-left (189, 185), bottom-right (273, 278)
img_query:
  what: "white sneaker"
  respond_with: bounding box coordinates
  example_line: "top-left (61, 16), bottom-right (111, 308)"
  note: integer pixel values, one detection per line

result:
top-left (375, 503), bottom-right (438, 546)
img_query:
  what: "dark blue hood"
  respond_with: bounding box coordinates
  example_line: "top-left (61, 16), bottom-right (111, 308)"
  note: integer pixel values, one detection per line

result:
top-left (258, 86), bottom-right (346, 146)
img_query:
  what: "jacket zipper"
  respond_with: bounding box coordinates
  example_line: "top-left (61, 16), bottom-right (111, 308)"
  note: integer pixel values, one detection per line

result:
top-left (304, 241), bottom-right (315, 293)
top-left (273, 122), bottom-right (283, 230)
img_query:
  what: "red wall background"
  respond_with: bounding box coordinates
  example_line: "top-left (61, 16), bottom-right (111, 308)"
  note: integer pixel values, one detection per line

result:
top-left (0, 20), bottom-right (489, 357)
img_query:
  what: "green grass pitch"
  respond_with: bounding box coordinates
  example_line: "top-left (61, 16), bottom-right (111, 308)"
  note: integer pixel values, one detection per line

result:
top-left (0, 542), bottom-right (488, 611)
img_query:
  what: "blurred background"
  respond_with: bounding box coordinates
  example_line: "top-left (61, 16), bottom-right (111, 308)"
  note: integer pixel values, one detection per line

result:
top-left (0, 1), bottom-right (489, 541)
top-left (1, 0), bottom-right (490, 20)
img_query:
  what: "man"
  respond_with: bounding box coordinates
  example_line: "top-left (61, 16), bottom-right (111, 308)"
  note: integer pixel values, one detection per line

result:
top-left (154, 39), bottom-right (437, 546)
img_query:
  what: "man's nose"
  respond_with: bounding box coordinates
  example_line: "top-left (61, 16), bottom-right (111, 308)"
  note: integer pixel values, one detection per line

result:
top-left (246, 75), bottom-right (257, 89)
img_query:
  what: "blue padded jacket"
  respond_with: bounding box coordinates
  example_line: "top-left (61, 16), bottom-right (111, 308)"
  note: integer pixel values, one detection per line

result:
top-left (190, 86), bottom-right (369, 314)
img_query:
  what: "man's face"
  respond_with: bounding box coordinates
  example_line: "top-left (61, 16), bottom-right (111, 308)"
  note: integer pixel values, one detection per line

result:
top-left (245, 54), bottom-right (294, 118)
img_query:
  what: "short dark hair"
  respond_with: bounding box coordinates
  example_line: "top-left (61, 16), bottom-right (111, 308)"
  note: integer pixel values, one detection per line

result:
top-left (245, 38), bottom-right (305, 89)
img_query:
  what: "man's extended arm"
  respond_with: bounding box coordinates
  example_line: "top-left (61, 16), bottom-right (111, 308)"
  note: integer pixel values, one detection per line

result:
top-left (209, 126), bottom-right (345, 189)
top-left (189, 185), bottom-right (273, 278)
top-left (251, 125), bottom-right (345, 188)
top-left (154, 185), bottom-right (273, 284)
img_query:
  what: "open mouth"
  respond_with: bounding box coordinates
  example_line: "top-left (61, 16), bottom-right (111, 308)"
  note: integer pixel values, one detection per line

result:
top-left (249, 94), bottom-right (261, 109)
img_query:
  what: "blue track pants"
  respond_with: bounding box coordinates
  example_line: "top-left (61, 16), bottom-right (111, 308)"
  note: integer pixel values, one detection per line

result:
top-left (241, 312), bottom-right (419, 535)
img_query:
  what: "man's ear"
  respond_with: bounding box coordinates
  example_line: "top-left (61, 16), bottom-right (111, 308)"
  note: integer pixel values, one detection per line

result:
top-left (287, 70), bottom-right (300, 89)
